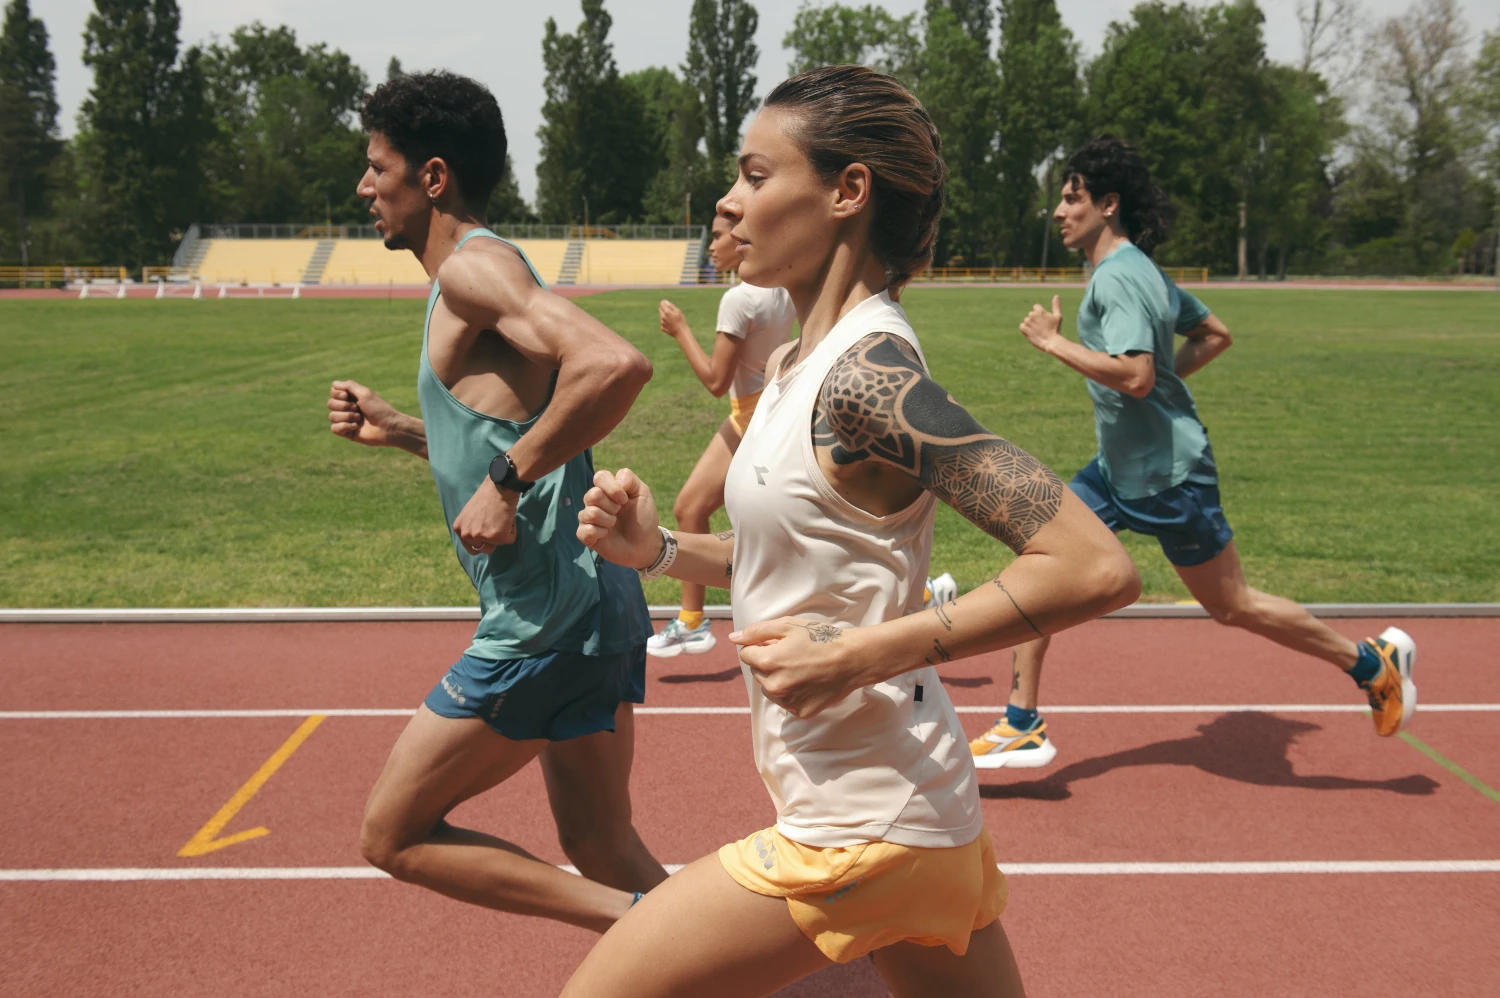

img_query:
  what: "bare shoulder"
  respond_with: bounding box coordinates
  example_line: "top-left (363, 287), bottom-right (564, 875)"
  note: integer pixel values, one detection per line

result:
top-left (436, 236), bottom-right (543, 319)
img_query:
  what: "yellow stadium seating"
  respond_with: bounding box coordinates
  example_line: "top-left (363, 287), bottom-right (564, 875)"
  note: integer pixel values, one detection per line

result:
top-left (573, 240), bottom-right (697, 285)
top-left (319, 239), bottom-right (570, 285)
top-left (194, 240), bottom-right (317, 285)
top-left (187, 236), bottom-right (699, 287)
top-left (319, 241), bottom-right (429, 285)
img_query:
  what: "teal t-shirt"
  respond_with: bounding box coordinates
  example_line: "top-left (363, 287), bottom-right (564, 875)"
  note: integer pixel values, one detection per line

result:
top-left (416, 228), bottom-right (651, 661)
top-left (1076, 242), bottom-right (1215, 500)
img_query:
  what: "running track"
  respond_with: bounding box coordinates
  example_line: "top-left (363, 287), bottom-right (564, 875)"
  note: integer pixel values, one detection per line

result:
top-left (3, 617), bottom-right (1497, 997)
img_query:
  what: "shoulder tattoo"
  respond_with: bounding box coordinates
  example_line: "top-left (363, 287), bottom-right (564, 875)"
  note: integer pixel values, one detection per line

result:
top-left (812, 332), bottom-right (1064, 554)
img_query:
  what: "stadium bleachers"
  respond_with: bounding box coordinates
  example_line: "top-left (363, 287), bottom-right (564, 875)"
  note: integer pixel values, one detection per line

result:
top-left (570, 240), bottom-right (699, 285)
top-left (179, 231), bottom-right (706, 287)
top-left (194, 240), bottom-right (318, 285)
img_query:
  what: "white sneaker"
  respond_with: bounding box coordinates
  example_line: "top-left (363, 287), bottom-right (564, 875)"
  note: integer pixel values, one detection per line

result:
top-left (925, 572), bottom-right (957, 608)
top-left (647, 618), bottom-right (717, 658)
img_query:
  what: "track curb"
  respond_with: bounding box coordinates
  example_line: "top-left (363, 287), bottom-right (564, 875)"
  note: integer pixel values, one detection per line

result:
top-left (0, 603), bottom-right (1495, 623)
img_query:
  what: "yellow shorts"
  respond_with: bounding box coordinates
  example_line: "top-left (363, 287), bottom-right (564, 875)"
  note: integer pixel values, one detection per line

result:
top-left (727, 390), bottom-right (761, 436)
top-left (717, 825), bottom-right (1008, 964)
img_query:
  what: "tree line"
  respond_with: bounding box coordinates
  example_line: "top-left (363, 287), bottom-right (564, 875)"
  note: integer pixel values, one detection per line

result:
top-left (1, 0), bottom-right (1498, 275)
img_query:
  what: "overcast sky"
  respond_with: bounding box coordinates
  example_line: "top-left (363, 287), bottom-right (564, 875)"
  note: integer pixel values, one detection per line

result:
top-left (29, 0), bottom-right (1500, 207)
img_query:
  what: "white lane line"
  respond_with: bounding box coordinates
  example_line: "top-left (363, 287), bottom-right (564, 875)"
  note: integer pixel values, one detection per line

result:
top-left (5, 860), bottom-right (1499, 882)
top-left (1, 704), bottom-right (1496, 720)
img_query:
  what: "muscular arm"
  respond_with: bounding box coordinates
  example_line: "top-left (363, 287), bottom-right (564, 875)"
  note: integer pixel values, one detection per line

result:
top-left (1173, 314), bottom-right (1233, 378)
top-left (745, 333), bottom-right (1137, 703)
top-left (440, 248), bottom-right (653, 482)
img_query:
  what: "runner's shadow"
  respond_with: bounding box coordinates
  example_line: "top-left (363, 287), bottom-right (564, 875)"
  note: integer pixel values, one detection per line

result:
top-left (659, 667), bottom-right (741, 684)
top-left (980, 712), bottom-right (1440, 801)
top-left (769, 957), bottom-right (889, 997)
top-left (939, 675), bottom-right (994, 688)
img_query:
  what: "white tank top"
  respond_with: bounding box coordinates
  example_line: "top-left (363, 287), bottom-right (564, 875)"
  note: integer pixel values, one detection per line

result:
top-left (723, 290), bottom-right (983, 850)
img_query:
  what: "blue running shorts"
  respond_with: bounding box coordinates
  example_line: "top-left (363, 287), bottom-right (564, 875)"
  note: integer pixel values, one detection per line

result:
top-left (1069, 457), bottom-right (1233, 568)
top-left (424, 644), bottom-right (647, 741)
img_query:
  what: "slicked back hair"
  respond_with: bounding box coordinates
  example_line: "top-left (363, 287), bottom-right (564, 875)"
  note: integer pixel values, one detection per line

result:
top-left (763, 65), bottom-right (947, 298)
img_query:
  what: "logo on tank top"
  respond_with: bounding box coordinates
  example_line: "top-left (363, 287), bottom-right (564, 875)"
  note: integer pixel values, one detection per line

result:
top-left (753, 465), bottom-right (769, 485)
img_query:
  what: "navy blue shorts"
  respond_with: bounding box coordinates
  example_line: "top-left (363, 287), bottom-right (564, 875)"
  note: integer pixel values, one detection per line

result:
top-left (424, 644), bottom-right (647, 741)
top-left (1069, 457), bottom-right (1233, 567)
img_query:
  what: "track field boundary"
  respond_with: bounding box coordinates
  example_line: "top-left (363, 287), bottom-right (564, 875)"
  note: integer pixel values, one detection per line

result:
top-left (3, 704), bottom-right (1496, 720)
top-left (2, 602), bottom-right (1496, 624)
top-left (5, 860), bottom-right (1500, 883)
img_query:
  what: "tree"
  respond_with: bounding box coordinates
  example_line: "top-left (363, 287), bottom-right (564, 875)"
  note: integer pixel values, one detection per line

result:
top-left (919, 0), bottom-right (1000, 266)
top-left (625, 66), bottom-right (719, 223)
top-left (486, 155), bottom-right (533, 224)
top-left (0, 0), bottom-right (61, 265)
top-left (782, 2), bottom-right (921, 85)
top-left (198, 23), bottom-right (370, 225)
top-left (536, 0), bottom-right (658, 224)
top-left (1366, 0), bottom-right (1482, 269)
top-left (76, 0), bottom-right (213, 268)
top-left (685, 0), bottom-right (759, 168)
top-left (1295, 0), bottom-right (1364, 95)
top-left (994, 0), bottom-right (1081, 265)
top-left (386, 56), bottom-right (402, 81)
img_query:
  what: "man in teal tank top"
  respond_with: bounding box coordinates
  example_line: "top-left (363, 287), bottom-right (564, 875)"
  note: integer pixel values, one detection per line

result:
top-left (324, 71), bottom-right (666, 931)
top-left (967, 136), bottom-right (1416, 772)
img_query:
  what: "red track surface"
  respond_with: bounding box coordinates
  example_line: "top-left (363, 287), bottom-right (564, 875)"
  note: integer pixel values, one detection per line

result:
top-left (3, 617), bottom-right (1498, 997)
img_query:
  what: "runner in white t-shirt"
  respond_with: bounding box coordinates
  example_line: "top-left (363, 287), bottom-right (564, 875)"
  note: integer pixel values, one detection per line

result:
top-left (568, 66), bottom-right (1139, 998)
top-left (652, 214), bottom-right (796, 657)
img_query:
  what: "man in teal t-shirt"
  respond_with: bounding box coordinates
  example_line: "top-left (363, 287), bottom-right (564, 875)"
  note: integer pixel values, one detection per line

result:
top-left (324, 72), bottom-right (666, 931)
top-left (968, 136), bottom-right (1417, 772)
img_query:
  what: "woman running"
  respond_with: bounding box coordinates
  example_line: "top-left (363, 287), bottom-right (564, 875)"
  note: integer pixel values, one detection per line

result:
top-left (568, 66), bottom-right (1138, 998)
top-left (650, 217), bottom-right (797, 657)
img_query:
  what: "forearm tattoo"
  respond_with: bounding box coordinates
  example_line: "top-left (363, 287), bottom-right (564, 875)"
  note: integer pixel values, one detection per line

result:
top-left (994, 577), bottom-right (1044, 638)
top-left (812, 333), bottom-right (1064, 554)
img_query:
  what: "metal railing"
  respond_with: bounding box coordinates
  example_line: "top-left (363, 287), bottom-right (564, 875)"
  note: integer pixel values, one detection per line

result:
top-left (915, 266), bottom-right (1209, 283)
top-left (1, 266), bottom-right (129, 288)
top-left (182, 222), bottom-right (706, 242)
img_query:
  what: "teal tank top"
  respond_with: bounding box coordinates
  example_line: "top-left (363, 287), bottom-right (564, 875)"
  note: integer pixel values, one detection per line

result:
top-left (418, 227), bottom-right (651, 660)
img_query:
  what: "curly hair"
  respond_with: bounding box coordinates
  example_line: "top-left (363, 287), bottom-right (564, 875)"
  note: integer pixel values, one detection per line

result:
top-left (763, 65), bottom-right (947, 298)
top-left (1064, 136), bottom-right (1176, 257)
top-left (360, 71), bottom-right (508, 211)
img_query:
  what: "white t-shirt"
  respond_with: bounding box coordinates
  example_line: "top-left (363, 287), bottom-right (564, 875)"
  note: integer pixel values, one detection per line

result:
top-left (716, 282), bottom-right (797, 399)
top-left (723, 291), bottom-right (982, 850)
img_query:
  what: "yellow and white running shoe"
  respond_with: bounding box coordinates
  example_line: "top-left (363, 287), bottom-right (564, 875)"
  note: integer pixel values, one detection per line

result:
top-left (970, 717), bottom-right (1058, 769)
top-left (1360, 626), bottom-right (1417, 736)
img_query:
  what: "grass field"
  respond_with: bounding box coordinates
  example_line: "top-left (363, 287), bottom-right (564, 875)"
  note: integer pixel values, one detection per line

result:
top-left (1, 288), bottom-right (1496, 608)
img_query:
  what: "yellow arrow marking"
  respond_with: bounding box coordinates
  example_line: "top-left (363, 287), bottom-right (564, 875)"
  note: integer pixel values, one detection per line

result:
top-left (178, 715), bottom-right (326, 858)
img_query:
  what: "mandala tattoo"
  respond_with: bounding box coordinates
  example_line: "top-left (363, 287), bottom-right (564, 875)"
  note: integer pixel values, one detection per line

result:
top-left (812, 333), bottom-right (1064, 554)
top-left (795, 622), bottom-right (843, 643)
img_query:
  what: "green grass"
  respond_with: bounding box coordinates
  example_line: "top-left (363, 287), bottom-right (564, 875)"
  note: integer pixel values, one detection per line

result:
top-left (1, 288), bottom-right (1496, 607)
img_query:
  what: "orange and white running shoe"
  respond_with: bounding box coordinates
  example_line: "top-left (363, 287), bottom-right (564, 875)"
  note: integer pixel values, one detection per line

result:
top-left (970, 717), bottom-right (1057, 769)
top-left (1359, 626), bottom-right (1418, 736)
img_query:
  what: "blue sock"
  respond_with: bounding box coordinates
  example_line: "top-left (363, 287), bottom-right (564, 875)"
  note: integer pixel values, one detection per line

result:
top-left (1349, 642), bottom-right (1381, 685)
top-left (1006, 703), bottom-right (1039, 731)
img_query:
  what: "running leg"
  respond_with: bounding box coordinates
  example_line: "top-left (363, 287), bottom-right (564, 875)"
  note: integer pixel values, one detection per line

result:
top-left (560, 853), bottom-right (831, 998)
top-left (359, 705), bottom-right (635, 932)
top-left (872, 920), bottom-right (1026, 998)
top-left (541, 702), bottom-right (669, 893)
top-left (1174, 542), bottom-right (1357, 669)
top-left (670, 419), bottom-right (738, 620)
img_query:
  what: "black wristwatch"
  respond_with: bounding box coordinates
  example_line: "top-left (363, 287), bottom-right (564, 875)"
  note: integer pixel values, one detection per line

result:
top-left (488, 451), bottom-right (535, 496)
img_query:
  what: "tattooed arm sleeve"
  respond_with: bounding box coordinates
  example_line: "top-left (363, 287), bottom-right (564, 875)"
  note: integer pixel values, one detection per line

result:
top-left (814, 332), bottom-right (1065, 554)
